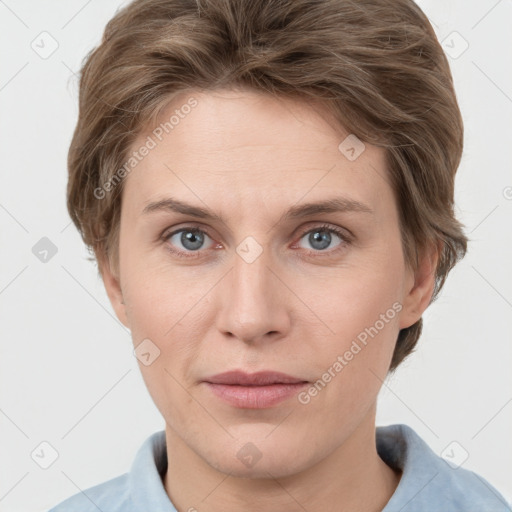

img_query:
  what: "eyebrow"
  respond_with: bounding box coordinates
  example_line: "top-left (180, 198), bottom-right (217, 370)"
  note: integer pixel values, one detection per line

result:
top-left (282, 197), bottom-right (373, 221)
top-left (142, 196), bottom-right (373, 223)
top-left (142, 198), bottom-right (225, 221)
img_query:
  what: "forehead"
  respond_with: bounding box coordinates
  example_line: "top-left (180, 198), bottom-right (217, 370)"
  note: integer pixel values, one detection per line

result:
top-left (122, 89), bottom-right (393, 218)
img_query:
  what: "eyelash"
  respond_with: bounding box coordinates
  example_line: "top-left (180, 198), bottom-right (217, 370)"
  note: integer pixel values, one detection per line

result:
top-left (161, 224), bottom-right (351, 259)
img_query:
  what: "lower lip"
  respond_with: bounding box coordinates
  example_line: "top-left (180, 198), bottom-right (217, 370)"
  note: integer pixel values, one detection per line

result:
top-left (204, 382), bottom-right (309, 409)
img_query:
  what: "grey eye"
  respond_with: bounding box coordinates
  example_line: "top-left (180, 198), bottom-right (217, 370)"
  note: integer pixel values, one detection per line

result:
top-left (298, 228), bottom-right (343, 251)
top-left (168, 229), bottom-right (213, 251)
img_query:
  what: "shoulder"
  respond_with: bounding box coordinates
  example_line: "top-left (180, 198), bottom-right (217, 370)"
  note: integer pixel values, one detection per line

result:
top-left (47, 473), bottom-right (132, 512)
top-left (378, 424), bottom-right (511, 512)
top-left (48, 430), bottom-right (170, 512)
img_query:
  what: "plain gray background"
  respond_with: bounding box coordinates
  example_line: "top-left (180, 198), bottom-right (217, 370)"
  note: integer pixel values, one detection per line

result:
top-left (1, 0), bottom-right (511, 510)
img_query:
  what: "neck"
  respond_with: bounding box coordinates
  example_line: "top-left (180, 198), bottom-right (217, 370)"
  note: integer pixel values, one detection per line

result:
top-left (163, 407), bottom-right (401, 512)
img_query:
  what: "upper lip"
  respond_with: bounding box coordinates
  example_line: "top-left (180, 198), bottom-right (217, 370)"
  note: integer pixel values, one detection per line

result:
top-left (204, 371), bottom-right (308, 386)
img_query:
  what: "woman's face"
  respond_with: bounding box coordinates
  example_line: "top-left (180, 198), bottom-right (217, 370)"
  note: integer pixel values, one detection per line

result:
top-left (104, 88), bottom-right (429, 478)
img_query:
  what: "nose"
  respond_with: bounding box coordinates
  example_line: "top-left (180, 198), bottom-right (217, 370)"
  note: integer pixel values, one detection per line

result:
top-left (214, 245), bottom-right (292, 345)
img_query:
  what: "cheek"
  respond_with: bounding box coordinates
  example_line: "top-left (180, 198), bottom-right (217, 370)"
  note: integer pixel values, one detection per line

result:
top-left (294, 252), bottom-right (404, 393)
top-left (121, 263), bottom-right (204, 423)
top-left (307, 262), bottom-right (403, 342)
top-left (294, 275), bottom-right (401, 429)
top-left (120, 254), bottom-right (217, 395)
top-left (120, 235), bottom-right (202, 330)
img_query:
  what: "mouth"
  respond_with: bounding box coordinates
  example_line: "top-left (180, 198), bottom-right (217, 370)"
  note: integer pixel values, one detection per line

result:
top-left (202, 370), bottom-right (309, 409)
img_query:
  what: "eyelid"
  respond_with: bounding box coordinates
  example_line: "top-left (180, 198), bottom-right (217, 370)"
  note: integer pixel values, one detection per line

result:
top-left (161, 222), bottom-right (214, 241)
top-left (295, 222), bottom-right (353, 243)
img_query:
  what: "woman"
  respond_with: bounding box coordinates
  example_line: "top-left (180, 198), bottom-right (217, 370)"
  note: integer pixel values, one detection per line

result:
top-left (49, 0), bottom-right (510, 510)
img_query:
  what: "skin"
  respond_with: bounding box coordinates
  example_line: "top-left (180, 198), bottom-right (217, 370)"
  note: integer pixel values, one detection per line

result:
top-left (101, 88), bottom-right (438, 512)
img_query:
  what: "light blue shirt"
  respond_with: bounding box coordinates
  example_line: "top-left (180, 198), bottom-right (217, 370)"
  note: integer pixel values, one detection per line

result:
top-left (48, 424), bottom-right (511, 511)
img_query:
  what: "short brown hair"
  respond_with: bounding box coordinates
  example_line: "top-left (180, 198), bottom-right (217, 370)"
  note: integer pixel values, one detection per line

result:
top-left (67, 0), bottom-right (467, 371)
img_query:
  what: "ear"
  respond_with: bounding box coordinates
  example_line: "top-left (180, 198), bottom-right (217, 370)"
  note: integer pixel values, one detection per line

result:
top-left (399, 241), bottom-right (441, 330)
top-left (98, 252), bottom-right (130, 329)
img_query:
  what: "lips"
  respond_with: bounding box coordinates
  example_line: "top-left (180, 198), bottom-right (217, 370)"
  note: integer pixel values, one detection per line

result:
top-left (204, 370), bottom-right (308, 386)
top-left (203, 371), bottom-right (309, 408)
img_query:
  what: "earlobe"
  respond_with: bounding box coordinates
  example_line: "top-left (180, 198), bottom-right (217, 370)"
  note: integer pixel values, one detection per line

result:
top-left (98, 253), bottom-right (130, 328)
top-left (399, 242), bottom-right (441, 330)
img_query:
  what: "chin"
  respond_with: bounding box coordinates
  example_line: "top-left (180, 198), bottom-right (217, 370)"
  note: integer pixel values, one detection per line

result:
top-left (207, 450), bottom-right (305, 479)
top-left (198, 428), bottom-right (321, 479)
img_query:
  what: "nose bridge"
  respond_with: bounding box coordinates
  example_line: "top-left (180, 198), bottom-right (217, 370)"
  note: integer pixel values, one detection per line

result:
top-left (233, 246), bottom-right (270, 307)
top-left (215, 239), bottom-right (290, 342)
